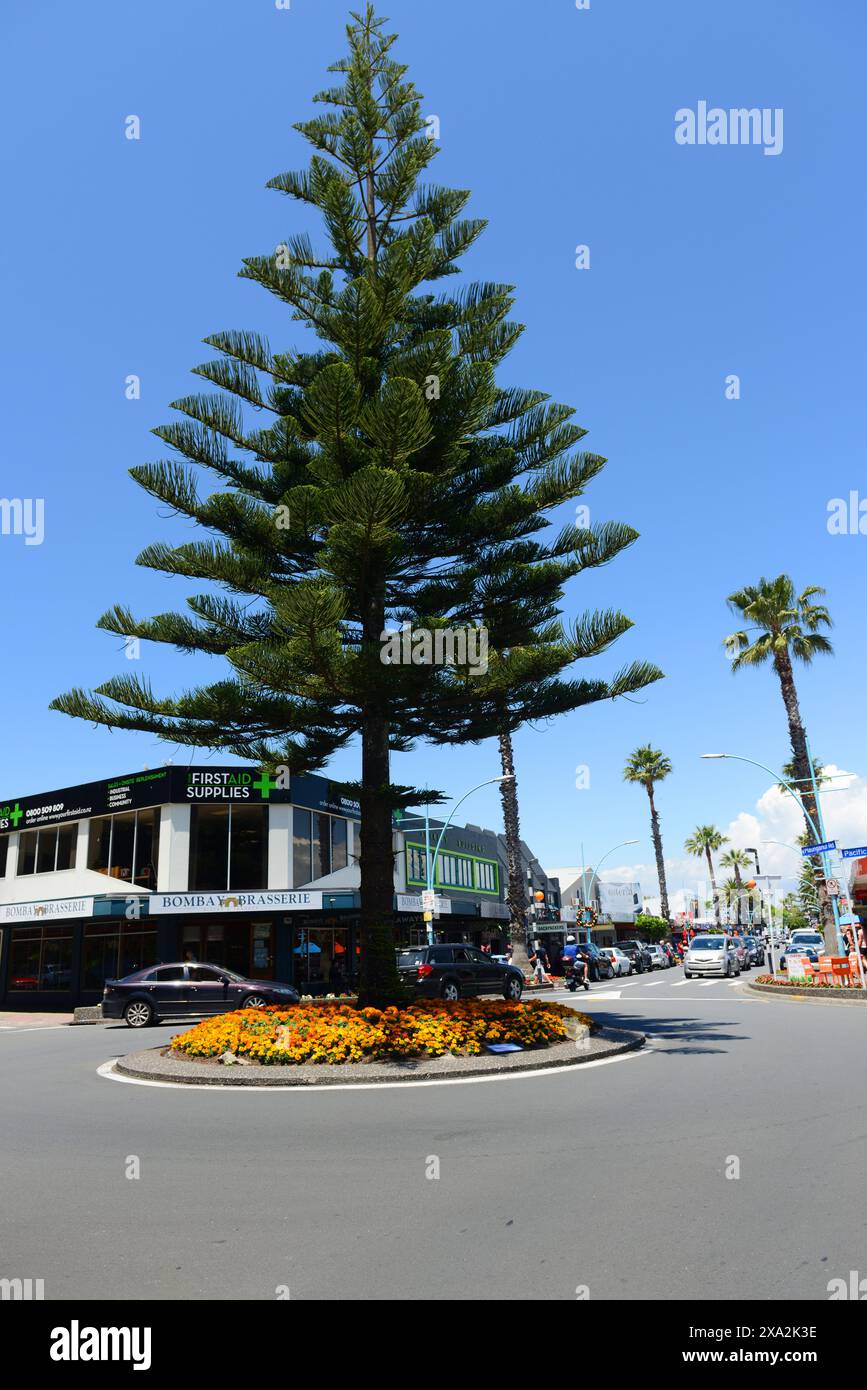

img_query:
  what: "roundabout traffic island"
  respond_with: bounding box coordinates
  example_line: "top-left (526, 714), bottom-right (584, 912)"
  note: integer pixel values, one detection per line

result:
top-left (111, 999), bottom-right (645, 1087)
top-left (748, 974), bottom-right (867, 1003)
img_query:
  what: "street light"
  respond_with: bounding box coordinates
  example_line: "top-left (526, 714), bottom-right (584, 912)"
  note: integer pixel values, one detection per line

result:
top-left (582, 839), bottom-right (640, 939)
top-left (701, 752), bottom-right (848, 965)
top-left (407, 776), bottom-right (514, 945)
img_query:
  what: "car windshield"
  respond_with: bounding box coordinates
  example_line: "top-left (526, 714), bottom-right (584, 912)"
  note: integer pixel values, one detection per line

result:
top-left (690, 938), bottom-right (723, 950)
top-left (792, 934), bottom-right (822, 945)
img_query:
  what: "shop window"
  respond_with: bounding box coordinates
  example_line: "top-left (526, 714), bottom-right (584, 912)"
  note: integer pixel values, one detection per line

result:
top-left (331, 817), bottom-right (348, 872)
top-left (9, 925), bottom-right (73, 991)
top-left (189, 805), bottom-right (267, 891)
top-left (312, 813), bottom-right (330, 879)
top-left (229, 804), bottom-right (267, 891)
top-left (0, 836), bottom-right (7, 877)
top-left (17, 824), bottom-right (78, 876)
top-left (475, 860), bottom-right (498, 893)
top-left (293, 808), bottom-right (312, 886)
top-left (294, 926), bottom-right (350, 993)
top-left (406, 844), bottom-right (428, 884)
top-left (81, 922), bottom-right (157, 992)
top-left (86, 810), bottom-right (159, 885)
top-left (18, 831), bottom-right (38, 875)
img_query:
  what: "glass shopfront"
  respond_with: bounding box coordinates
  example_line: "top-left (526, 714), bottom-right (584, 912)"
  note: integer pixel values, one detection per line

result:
top-left (80, 921), bottom-right (158, 992)
top-left (294, 924), bottom-right (353, 993)
top-left (8, 924), bottom-right (74, 991)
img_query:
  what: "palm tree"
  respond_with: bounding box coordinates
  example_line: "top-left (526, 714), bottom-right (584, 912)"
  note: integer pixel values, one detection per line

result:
top-left (623, 745), bottom-right (673, 923)
top-left (725, 574), bottom-right (834, 942)
top-left (497, 730), bottom-right (530, 973)
top-left (684, 825), bottom-right (729, 925)
top-left (720, 847), bottom-right (752, 927)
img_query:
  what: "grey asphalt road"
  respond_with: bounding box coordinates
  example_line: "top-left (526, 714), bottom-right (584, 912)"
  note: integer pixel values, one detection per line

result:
top-left (2, 970), bottom-right (864, 1301)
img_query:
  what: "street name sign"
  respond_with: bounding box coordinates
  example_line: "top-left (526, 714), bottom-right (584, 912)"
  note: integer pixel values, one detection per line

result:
top-left (841, 846), bottom-right (867, 859)
top-left (801, 840), bottom-right (836, 856)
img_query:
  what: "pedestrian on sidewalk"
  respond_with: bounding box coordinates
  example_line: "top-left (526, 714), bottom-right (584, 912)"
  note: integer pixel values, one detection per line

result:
top-left (531, 940), bottom-right (548, 984)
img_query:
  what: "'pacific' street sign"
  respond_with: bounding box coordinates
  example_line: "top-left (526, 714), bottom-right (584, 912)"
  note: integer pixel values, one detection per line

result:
top-left (841, 846), bottom-right (867, 859)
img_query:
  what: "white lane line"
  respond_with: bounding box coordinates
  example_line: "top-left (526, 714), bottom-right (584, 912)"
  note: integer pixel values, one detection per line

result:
top-left (642, 981), bottom-right (663, 988)
top-left (698, 981), bottom-right (716, 987)
top-left (0, 1025), bottom-right (70, 1032)
top-left (670, 980), bottom-right (690, 987)
top-left (96, 1045), bottom-right (653, 1093)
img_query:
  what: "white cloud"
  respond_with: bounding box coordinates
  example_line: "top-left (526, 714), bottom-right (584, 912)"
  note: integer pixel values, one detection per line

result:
top-left (594, 765), bottom-right (867, 918)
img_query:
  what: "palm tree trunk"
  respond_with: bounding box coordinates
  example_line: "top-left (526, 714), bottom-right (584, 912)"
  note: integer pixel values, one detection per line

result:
top-left (734, 865), bottom-right (743, 927)
top-left (497, 730), bottom-right (530, 975)
top-left (706, 848), bottom-right (721, 925)
top-left (774, 649), bottom-right (836, 949)
top-left (646, 784), bottom-right (670, 923)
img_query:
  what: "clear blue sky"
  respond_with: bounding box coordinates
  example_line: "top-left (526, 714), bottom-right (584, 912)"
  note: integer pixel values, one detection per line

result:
top-left (2, 0), bottom-right (865, 891)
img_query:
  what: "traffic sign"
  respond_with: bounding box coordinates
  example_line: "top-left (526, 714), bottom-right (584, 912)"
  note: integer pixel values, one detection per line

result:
top-left (421, 890), bottom-right (436, 912)
top-left (841, 846), bottom-right (867, 859)
top-left (801, 840), bottom-right (836, 856)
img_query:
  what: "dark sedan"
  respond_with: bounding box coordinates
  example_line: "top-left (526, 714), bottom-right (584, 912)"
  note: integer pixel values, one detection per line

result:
top-left (102, 962), bottom-right (300, 1028)
top-left (397, 944), bottom-right (524, 1001)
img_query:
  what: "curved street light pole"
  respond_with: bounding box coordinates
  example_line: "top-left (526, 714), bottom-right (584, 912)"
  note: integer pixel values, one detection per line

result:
top-left (702, 753), bottom-right (846, 961)
top-left (423, 776), bottom-right (514, 945)
top-left (582, 839), bottom-right (640, 940)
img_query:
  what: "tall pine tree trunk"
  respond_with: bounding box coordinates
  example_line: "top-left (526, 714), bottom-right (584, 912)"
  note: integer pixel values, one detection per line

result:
top-left (357, 710), bottom-right (403, 1007)
top-left (498, 730), bottom-right (530, 974)
top-left (646, 783), bottom-right (670, 924)
top-left (773, 649), bottom-right (836, 949)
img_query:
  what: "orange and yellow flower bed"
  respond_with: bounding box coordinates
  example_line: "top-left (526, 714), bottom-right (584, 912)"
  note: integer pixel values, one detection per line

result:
top-left (170, 999), bottom-right (589, 1066)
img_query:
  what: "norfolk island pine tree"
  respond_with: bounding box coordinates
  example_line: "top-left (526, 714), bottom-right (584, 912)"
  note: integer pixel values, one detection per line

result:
top-left (52, 6), bottom-right (661, 1006)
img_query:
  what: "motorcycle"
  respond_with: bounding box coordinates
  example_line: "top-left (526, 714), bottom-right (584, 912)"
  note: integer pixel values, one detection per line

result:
top-left (564, 956), bottom-right (590, 992)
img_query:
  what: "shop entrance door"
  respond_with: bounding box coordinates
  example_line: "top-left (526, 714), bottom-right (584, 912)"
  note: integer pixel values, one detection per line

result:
top-left (180, 920), bottom-right (274, 979)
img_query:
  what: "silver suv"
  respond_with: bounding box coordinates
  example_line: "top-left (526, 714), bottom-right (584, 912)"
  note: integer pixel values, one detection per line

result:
top-left (683, 934), bottom-right (741, 979)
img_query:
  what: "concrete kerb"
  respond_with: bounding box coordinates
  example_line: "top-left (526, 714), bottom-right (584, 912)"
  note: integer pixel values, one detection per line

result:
top-left (747, 980), bottom-right (867, 1006)
top-left (111, 1024), bottom-right (646, 1088)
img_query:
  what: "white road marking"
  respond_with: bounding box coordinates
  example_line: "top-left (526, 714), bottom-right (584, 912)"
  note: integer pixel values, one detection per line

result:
top-left (0, 1024), bottom-right (70, 1033)
top-left (96, 1045), bottom-right (653, 1093)
top-left (671, 980), bottom-right (689, 987)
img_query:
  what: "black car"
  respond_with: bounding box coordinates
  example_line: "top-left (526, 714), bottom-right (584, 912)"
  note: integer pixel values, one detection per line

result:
top-left (397, 944), bottom-right (524, 1001)
top-left (571, 942), bottom-right (615, 982)
top-left (616, 940), bottom-right (654, 974)
top-left (741, 935), bottom-right (765, 966)
top-left (102, 962), bottom-right (300, 1028)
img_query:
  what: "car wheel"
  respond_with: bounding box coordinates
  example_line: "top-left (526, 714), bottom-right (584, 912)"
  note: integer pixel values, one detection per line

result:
top-left (441, 980), bottom-right (461, 1002)
top-left (504, 976), bottom-right (523, 1001)
top-left (683, 971), bottom-right (692, 979)
top-left (124, 1000), bottom-right (154, 1029)
top-left (242, 994), bottom-right (270, 1009)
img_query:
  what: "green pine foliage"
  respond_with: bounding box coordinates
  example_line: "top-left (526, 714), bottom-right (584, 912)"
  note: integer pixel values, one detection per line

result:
top-left (52, 6), bottom-right (661, 1004)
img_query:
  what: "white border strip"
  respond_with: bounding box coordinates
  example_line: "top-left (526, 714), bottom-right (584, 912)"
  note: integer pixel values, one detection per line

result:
top-left (97, 1045), bottom-right (652, 1094)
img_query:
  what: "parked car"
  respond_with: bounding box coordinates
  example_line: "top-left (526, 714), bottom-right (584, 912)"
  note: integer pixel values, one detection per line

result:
top-left (572, 942), bottom-right (616, 982)
top-left (397, 943), bottom-right (525, 1001)
top-left (616, 940), bottom-right (654, 974)
top-left (599, 946), bottom-right (632, 977)
top-left (644, 944), bottom-right (669, 971)
top-left (660, 942), bottom-right (679, 967)
top-left (741, 935), bottom-right (764, 966)
top-left (683, 934), bottom-right (741, 979)
top-left (103, 963), bottom-right (300, 1028)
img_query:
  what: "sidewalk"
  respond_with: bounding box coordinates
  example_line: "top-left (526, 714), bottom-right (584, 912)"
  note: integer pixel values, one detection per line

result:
top-left (0, 1011), bottom-right (74, 1028)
